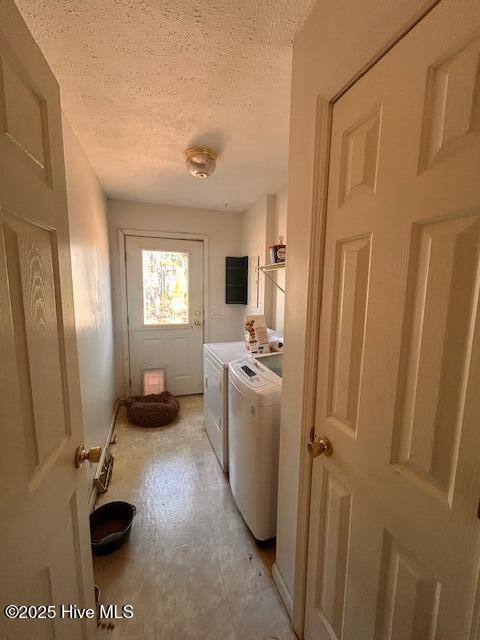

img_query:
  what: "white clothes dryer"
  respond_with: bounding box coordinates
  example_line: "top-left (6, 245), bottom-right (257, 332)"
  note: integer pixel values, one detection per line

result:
top-left (203, 341), bottom-right (246, 471)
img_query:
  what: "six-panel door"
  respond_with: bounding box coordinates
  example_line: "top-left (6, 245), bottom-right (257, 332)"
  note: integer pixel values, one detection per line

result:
top-left (0, 2), bottom-right (96, 638)
top-left (305, 1), bottom-right (480, 638)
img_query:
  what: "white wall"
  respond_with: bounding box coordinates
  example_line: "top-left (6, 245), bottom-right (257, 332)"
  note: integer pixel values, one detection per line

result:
top-left (276, 0), bottom-right (435, 616)
top-left (107, 199), bottom-right (245, 397)
top-left (242, 194), bottom-right (274, 324)
top-left (63, 116), bottom-right (116, 482)
top-left (241, 190), bottom-right (287, 332)
top-left (272, 188), bottom-right (287, 333)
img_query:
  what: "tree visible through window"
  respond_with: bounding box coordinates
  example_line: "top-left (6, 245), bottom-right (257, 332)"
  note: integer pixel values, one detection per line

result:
top-left (142, 249), bottom-right (189, 325)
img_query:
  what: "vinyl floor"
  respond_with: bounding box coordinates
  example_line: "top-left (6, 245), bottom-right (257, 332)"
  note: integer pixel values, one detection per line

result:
top-left (94, 395), bottom-right (295, 640)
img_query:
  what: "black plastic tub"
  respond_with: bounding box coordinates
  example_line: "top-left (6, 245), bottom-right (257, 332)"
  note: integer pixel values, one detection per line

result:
top-left (90, 501), bottom-right (136, 555)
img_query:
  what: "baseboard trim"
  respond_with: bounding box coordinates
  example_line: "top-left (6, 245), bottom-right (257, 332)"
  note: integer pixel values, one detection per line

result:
top-left (272, 562), bottom-right (293, 619)
top-left (88, 482), bottom-right (98, 513)
top-left (88, 399), bottom-right (120, 512)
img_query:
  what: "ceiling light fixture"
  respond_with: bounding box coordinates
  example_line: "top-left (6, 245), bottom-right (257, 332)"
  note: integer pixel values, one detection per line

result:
top-left (185, 147), bottom-right (217, 179)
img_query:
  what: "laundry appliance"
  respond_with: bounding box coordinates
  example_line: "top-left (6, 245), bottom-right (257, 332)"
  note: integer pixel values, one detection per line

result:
top-left (228, 353), bottom-right (282, 540)
top-left (203, 341), bottom-right (246, 471)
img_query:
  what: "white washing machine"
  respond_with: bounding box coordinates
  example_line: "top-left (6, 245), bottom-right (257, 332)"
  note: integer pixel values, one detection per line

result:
top-left (203, 342), bottom-right (247, 471)
top-left (228, 353), bottom-right (282, 541)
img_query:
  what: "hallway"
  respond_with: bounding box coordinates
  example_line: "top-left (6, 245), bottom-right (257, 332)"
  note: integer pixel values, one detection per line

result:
top-left (94, 395), bottom-right (295, 640)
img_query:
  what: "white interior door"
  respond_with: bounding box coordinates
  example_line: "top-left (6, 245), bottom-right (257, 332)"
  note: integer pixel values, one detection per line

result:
top-left (125, 235), bottom-right (204, 396)
top-left (0, 2), bottom-right (96, 639)
top-left (305, 1), bottom-right (480, 639)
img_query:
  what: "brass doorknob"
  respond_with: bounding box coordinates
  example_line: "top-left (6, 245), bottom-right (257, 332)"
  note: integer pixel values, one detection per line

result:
top-left (75, 445), bottom-right (102, 468)
top-left (194, 320), bottom-right (202, 326)
top-left (308, 436), bottom-right (333, 458)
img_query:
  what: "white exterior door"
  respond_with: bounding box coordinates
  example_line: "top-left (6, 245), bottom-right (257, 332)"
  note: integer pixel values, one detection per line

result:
top-left (0, 2), bottom-right (96, 639)
top-left (305, 1), bottom-right (480, 639)
top-left (125, 235), bottom-right (204, 396)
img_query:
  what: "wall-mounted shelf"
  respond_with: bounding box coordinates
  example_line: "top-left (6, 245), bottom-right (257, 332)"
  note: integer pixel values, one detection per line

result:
top-left (257, 262), bottom-right (286, 293)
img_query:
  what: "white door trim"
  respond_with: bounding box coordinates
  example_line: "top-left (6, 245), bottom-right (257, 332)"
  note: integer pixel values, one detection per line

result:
top-left (291, 1), bottom-right (441, 636)
top-left (117, 227), bottom-right (209, 399)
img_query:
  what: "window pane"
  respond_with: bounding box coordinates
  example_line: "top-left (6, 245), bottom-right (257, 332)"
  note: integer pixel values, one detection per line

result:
top-left (142, 249), bottom-right (189, 325)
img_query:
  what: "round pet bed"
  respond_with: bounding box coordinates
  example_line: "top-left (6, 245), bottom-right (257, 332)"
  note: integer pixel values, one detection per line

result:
top-left (125, 392), bottom-right (180, 428)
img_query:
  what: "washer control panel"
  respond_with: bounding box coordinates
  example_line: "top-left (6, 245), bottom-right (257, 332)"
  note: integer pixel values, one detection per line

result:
top-left (230, 358), bottom-right (279, 387)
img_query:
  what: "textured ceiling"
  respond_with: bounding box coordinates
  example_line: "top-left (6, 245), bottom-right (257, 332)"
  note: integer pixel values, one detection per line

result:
top-left (16, 0), bottom-right (316, 212)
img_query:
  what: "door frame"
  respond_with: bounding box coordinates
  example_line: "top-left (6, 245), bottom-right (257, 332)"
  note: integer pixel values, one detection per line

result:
top-left (291, 1), bottom-right (441, 636)
top-left (117, 228), bottom-right (209, 399)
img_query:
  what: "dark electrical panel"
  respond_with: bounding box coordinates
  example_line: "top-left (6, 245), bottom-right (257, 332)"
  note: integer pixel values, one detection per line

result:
top-left (225, 256), bottom-right (248, 304)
